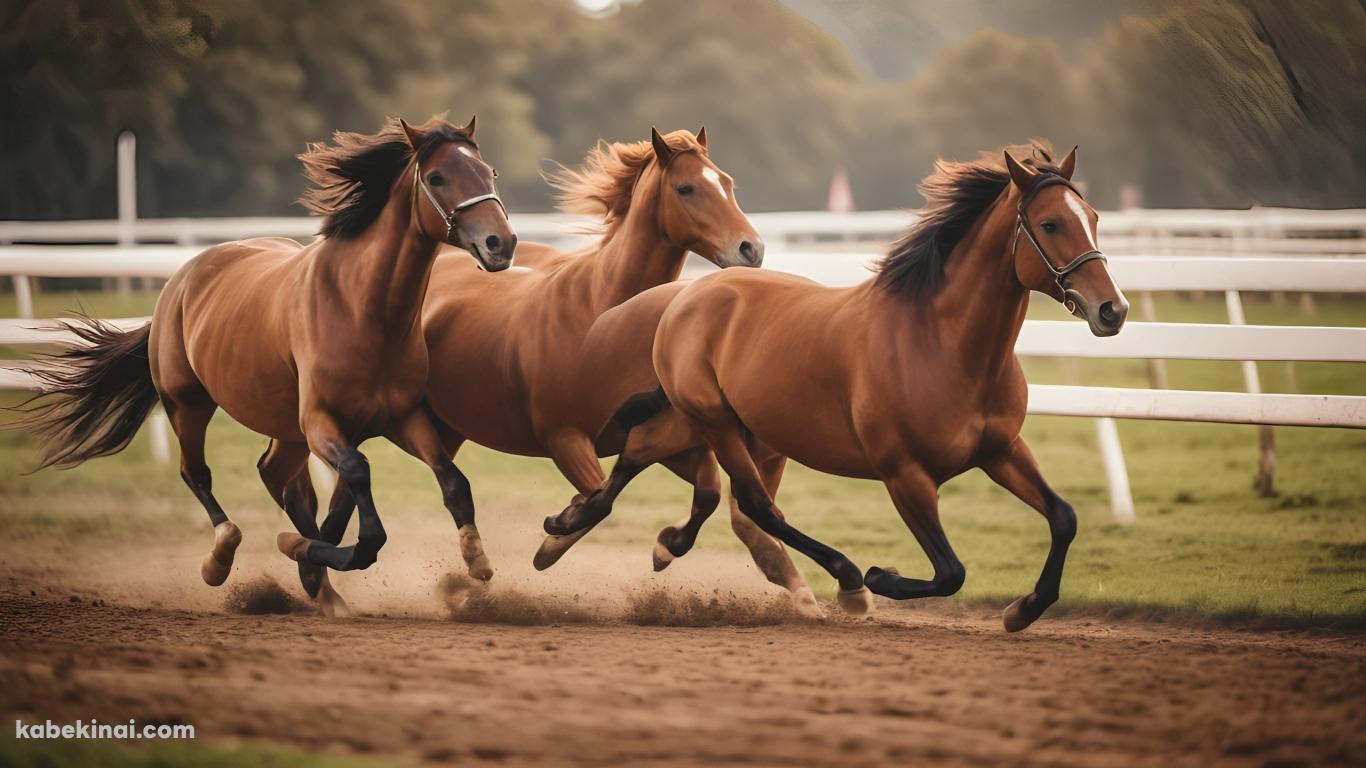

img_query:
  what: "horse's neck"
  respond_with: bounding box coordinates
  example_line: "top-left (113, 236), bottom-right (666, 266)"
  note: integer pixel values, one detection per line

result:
top-left (578, 176), bottom-right (687, 311)
top-left (917, 192), bottom-right (1029, 373)
top-left (938, 193), bottom-right (1030, 368)
top-left (319, 169), bottom-right (437, 336)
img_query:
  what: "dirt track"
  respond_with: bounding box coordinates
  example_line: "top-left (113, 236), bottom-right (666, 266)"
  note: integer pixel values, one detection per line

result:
top-left (2, 572), bottom-right (1363, 767)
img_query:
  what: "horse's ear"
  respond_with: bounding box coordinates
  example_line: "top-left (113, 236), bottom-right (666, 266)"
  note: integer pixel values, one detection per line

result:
top-left (1058, 145), bottom-right (1078, 180)
top-left (1004, 150), bottom-right (1037, 191)
top-left (696, 126), bottom-right (707, 149)
top-left (399, 119), bottom-right (423, 150)
top-left (651, 127), bottom-right (674, 165)
top-left (463, 115), bottom-right (477, 140)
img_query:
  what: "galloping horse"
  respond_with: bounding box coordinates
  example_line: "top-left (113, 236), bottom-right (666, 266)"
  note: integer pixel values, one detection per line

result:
top-left (547, 144), bottom-right (1128, 630)
top-left (297, 128), bottom-right (813, 608)
top-left (18, 116), bottom-right (515, 612)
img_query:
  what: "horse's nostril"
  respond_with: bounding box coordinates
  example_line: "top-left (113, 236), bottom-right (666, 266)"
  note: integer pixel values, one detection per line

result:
top-left (485, 234), bottom-right (502, 253)
top-left (739, 241), bottom-right (756, 261)
top-left (1099, 301), bottom-right (1119, 325)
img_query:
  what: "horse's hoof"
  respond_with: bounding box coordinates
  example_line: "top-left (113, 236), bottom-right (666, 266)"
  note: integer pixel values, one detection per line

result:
top-left (316, 573), bottom-right (350, 618)
top-left (533, 529), bottom-right (589, 571)
top-left (1003, 594), bottom-right (1042, 633)
top-left (652, 539), bottom-right (676, 572)
top-left (276, 532), bottom-right (309, 562)
top-left (200, 522), bottom-right (242, 587)
top-left (459, 526), bottom-right (494, 582)
top-left (836, 586), bottom-right (875, 616)
top-left (790, 585), bottom-right (824, 619)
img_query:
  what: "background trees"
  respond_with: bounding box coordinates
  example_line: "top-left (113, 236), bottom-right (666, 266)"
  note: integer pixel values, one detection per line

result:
top-left (2, 0), bottom-right (1362, 218)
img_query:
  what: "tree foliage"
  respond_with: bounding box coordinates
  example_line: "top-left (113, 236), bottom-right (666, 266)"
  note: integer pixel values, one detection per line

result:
top-left (2, 0), bottom-right (1361, 219)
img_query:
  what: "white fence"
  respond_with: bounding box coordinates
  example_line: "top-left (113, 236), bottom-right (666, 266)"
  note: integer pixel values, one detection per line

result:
top-left (3, 210), bottom-right (1364, 522)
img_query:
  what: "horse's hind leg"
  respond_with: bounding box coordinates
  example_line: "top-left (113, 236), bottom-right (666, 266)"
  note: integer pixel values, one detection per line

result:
top-left (651, 447), bottom-right (722, 570)
top-left (163, 395), bottom-right (241, 587)
top-left (982, 437), bottom-right (1075, 632)
top-left (720, 448), bottom-right (820, 617)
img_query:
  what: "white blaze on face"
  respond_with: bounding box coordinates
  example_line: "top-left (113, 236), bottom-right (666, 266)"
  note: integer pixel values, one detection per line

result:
top-left (700, 166), bottom-right (729, 201)
top-left (1064, 191), bottom-right (1098, 250)
top-left (458, 146), bottom-right (476, 158)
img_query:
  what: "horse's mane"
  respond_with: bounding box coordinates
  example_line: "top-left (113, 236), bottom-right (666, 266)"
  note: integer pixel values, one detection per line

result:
top-left (298, 115), bottom-right (474, 239)
top-left (875, 140), bottom-right (1059, 297)
top-left (546, 130), bottom-right (704, 241)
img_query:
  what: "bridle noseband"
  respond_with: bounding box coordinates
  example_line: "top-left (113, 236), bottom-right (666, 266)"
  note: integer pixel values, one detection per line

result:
top-left (412, 150), bottom-right (506, 242)
top-left (1011, 174), bottom-right (1106, 294)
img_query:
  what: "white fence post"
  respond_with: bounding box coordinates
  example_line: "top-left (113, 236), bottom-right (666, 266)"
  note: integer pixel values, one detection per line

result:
top-left (1224, 289), bottom-right (1276, 495)
top-left (115, 132), bottom-right (136, 295)
top-left (13, 275), bottom-right (33, 319)
top-left (1096, 417), bottom-right (1135, 523)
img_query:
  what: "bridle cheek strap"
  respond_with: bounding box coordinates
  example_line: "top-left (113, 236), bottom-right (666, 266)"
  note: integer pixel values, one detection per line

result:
top-left (413, 161), bottom-right (506, 242)
top-left (1011, 175), bottom-right (1106, 295)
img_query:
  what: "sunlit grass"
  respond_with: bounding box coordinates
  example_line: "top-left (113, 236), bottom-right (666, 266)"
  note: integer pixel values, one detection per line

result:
top-left (1, 288), bottom-right (1363, 627)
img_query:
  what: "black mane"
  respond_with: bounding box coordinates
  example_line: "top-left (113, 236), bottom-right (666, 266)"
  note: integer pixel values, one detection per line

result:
top-left (297, 117), bottom-right (474, 239)
top-left (876, 141), bottom-right (1058, 297)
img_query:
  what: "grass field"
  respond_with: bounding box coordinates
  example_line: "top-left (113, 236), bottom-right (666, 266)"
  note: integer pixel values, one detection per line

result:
top-left (1, 288), bottom-right (1364, 628)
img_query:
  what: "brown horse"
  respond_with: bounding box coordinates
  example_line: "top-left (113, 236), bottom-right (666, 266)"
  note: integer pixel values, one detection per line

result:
top-left (546, 144), bottom-right (1128, 630)
top-left (17, 116), bottom-right (515, 612)
top-left (304, 128), bottom-right (815, 610)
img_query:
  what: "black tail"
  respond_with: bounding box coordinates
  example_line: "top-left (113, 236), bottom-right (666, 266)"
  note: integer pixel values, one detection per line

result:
top-left (10, 317), bottom-right (158, 470)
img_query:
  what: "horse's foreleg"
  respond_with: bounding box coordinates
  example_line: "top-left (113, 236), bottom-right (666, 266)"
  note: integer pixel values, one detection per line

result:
top-left (259, 440), bottom-right (348, 614)
top-left (387, 408), bottom-right (492, 581)
top-left (164, 396), bottom-right (241, 587)
top-left (863, 463), bottom-right (966, 603)
top-left (981, 437), bottom-right (1076, 632)
top-left (277, 417), bottom-right (386, 572)
top-left (531, 433), bottom-right (606, 570)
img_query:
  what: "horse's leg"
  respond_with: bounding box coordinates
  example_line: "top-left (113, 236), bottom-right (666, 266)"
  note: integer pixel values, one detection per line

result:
top-left (276, 417), bottom-right (386, 572)
top-left (650, 447), bottom-right (722, 570)
top-left (163, 395), bottom-right (241, 587)
top-left (862, 463), bottom-right (966, 601)
top-left (697, 413), bottom-right (872, 614)
top-left (257, 440), bottom-right (348, 615)
top-left (543, 406), bottom-right (699, 537)
top-left (719, 448), bottom-right (820, 617)
top-left (531, 432), bottom-right (607, 570)
top-left (982, 437), bottom-right (1076, 632)
top-left (386, 408), bottom-right (493, 581)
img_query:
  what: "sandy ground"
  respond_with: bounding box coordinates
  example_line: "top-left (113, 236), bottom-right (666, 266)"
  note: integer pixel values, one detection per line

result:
top-left (1, 519), bottom-right (1363, 767)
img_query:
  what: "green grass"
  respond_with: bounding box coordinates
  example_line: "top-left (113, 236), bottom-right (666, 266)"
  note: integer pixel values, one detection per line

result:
top-left (0, 735), bottom-right (400, 767)
top-left (1, 288), bottom-right (1364, 628)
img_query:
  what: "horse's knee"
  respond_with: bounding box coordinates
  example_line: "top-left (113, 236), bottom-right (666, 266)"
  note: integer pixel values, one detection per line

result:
top-left (1049, 499), bottom-right (1077, 545)
top-left (336, 453), bottom-right (371, 493)
top-left (180, 463), bottom-right (211, 491)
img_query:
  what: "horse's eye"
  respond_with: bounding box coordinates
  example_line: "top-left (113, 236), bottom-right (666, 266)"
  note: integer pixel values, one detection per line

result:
top-left (429, 174), bottom-right (444, 187)
top-left (1041, 221), bottom-right (1057, 233)
top-left (676, 184), bottom-right (694, 196)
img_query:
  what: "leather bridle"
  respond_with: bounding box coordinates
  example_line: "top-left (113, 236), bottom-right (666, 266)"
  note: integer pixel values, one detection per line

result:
top-left (412, 151), bottom-right (505, 242)
top-left (1011, 174), bottom-right (1106, 294)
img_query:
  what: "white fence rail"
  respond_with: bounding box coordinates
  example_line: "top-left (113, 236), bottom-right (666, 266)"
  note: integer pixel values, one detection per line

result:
top-left (3, 212), bottom-right (1364, 523)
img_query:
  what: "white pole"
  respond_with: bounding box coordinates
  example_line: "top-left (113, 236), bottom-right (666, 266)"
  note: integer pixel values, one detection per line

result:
top-left (1096, 417), bottom-right (1135, 524)
top-left (1225, 289), bottom-right (1276, 495)
top-left (115, 132), bottom-right (136, 295)
top-left (147, 409), bottom-right (171, 464)
top-left (13, 275), bottom-right (33, 319)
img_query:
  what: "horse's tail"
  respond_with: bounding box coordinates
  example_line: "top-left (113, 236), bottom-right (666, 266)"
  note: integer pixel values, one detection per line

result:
top-left (12, 318), bottom-right (158, 470)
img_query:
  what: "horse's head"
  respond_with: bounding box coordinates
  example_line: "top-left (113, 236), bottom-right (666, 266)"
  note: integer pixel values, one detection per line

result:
top-left (403, 116), bottom-right (517, 272)
top-left (650, 127), bottom-right (763, 269)
top-left (1005, 147), bottom-right (1128, 336)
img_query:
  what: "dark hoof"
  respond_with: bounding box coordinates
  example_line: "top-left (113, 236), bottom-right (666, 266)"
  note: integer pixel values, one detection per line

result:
top-left (863, 565), bottom-right (902, 597)
top-left (532, 529), bottom-right (589, 571)
top-left (651, 528), bottom-right (690, 572)
top-left (1003, 593), bottom-right (1046, 633)
top-left (298, 561), bottom-right (324, 599)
